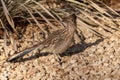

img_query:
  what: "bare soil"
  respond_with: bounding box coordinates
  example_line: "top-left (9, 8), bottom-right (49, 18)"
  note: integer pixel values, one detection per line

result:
top-left (0, 23), bottom-right (120, 80)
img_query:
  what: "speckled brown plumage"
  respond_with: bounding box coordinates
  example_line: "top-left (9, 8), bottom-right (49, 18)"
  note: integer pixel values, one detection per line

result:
top-left (7, 14), bottom-right (77, 62)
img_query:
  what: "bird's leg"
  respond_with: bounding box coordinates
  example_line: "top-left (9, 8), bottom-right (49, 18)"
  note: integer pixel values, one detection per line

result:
top-left (53, 53), bottom-right (62, 62)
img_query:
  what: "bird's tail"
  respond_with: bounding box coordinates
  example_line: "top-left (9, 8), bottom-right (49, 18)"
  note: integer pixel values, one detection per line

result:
top-left (7, 43), bottom-right (44, 62)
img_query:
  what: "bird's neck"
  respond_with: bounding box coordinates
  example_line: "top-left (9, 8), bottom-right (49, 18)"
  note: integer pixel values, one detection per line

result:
top-left (66, 23), bottom-right (76, 33)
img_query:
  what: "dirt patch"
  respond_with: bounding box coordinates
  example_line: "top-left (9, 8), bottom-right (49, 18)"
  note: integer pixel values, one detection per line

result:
top-left (0, 22), bottom-right (120, 80)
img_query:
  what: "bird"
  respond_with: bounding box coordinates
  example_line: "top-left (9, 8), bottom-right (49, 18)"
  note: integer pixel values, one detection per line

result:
top-left (7, 14), bottom-right (77, 62)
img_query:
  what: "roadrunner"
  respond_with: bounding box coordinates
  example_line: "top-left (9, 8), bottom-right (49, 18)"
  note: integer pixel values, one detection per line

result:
top-left (7, 14), bottom-right (77, 62)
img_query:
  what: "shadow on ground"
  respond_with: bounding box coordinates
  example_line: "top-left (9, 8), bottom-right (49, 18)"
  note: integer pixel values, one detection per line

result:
top-left (10, 38), bottom-right (104, 63)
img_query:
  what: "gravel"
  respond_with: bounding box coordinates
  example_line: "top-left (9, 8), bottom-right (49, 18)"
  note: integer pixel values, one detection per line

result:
top-left (0, 25), bottom-right (120, 80)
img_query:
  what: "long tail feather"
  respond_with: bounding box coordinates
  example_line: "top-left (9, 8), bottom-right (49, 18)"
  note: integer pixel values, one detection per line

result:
top-left (7, 43), bottom-right (44, 62)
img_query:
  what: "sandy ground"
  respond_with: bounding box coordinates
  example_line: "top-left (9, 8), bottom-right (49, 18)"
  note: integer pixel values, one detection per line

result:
top-left (0, 24), bottom-right (120, 80)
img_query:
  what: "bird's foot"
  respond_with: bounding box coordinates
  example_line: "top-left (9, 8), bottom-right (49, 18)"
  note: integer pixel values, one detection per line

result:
top-left (54, 53), bottom-right (63, 64)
